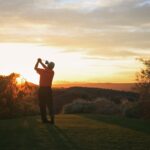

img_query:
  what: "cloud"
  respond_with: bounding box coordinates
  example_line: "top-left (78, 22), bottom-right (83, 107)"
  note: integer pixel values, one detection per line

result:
top-left (0, 0), bottom-right (149, 59)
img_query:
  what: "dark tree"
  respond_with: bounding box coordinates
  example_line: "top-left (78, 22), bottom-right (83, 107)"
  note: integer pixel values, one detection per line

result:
top-left (135, 58), bottom-right (150, 101)
top-left (0, 73), bottom-right (34, 118)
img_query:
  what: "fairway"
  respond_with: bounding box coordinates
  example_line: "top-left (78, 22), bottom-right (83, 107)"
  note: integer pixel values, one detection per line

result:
top-left (0, 115), bottom-right (150, 150)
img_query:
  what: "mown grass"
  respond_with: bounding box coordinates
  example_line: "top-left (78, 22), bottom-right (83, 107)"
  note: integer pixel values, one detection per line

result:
top-left (0, 115), bottom-right (150, 150)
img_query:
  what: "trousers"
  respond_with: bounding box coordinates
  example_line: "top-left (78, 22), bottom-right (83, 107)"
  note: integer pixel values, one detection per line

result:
top-left (38, 87), bottom-right (54, 122)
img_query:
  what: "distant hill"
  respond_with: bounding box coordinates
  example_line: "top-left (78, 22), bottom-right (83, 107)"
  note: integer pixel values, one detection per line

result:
top-left (31, 81), bottom-right (135, 92)
top-left (53, 87), bottom-right (139, 113)
top-left (27, 82), bottom-right (138, 113)
top-left (54, 82), bottom-right (135, 92)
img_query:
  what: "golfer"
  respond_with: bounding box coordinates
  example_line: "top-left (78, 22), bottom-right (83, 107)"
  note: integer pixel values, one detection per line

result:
top-left (34, 58), bottom-right (55, 124)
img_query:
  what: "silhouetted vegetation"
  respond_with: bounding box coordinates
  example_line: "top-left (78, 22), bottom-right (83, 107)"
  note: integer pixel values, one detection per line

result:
top-left (0, 73), bottom-right (38, 119)
top-left (128, 58), bottom-right (150, 119)
top-left (63, 98), bottom-right (120, 115)
top-left (2, 72), bottom-right (150, 119)
top-left (135, 58), bottom-right (150, 101)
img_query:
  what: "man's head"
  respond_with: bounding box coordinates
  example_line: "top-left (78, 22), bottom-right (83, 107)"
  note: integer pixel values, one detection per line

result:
top-left (48, 62), bottom-right (55, 70)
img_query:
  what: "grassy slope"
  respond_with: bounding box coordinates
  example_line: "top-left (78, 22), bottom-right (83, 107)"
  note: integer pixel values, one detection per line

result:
top-left (0, 115), bottom-right (150, 150)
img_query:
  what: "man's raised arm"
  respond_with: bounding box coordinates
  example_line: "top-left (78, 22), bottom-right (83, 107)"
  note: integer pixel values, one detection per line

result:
top-left (34, 58), bottom-right (41, 70)
top-left (39, 60), bottom-right (47, 69)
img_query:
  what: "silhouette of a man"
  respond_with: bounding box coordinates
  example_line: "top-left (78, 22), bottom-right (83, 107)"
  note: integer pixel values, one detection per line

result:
top-left (34, 58), bottom-right (55, 124)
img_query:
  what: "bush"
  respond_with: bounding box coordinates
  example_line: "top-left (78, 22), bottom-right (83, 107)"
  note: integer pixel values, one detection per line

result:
top-left (63, 99), bottom-right (96, 114)
top-left (0, 95), bottom-right (39, 119)
top-left (125, 101), bottom-right (150, 119)
top-left (63, 97), bottom-right (150, 119)
top-left (120, 98), bottom-right (133, 116)
top-left (140, 100), bottom-right (150, 119)
top-left (15, 95), bottom-right (39, 115)
top-left (63, 98), bottom-right (120, 115)
top-left (0, 73), bottom-right (39, 119)
top-left (94, 98), bottom-right (120, 115)
top-left (125, 103), bottom-right (142, 118)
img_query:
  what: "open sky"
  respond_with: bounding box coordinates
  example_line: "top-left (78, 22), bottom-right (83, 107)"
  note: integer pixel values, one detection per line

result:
top-left (0, 0), bottom-right (150, 84)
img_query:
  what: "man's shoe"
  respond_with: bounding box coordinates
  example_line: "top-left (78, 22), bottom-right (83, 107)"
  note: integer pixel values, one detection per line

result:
top-left (42, 120), bottom-right (55, 125)
top-left (42, 120), bottom-right (51, 123)
top-left (50, 121), bottom-right (55, 125)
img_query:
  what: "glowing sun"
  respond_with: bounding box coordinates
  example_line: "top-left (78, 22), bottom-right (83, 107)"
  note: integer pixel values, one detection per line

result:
top-left (16, 76), bottom-right (26, 85)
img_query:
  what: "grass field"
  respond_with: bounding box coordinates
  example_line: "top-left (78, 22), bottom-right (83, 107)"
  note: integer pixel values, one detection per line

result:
top-left (0, 114), bottom-right (150, 150)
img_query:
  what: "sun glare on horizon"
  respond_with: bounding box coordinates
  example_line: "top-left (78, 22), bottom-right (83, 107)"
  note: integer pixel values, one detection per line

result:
top-left (16, 76), bottom-right (26, 85)
top-left (0, 43), bottom-right (142, 85)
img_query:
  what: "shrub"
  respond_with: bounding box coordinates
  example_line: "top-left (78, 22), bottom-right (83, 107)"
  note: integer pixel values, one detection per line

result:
top-left (124, 100), bottom-right (150, 119)
top-left (0, 73), bottom-right (38, 119)
top-left (124, 102), bottom-right (142, 118)
top-left (63, 97), bottom-right (120, 115)
top-left (94, 98), bottom-right (120, 115)
top-left (140, 100), bottom-right (150, 119)
top-left (0, 95), bottom-right (39, 119)
top-left (120, 98), bottom-right (133, 116)
top-left (63, 99), bottom-right (96, 114)
top-left (15, 95), bottom-right (39, 115)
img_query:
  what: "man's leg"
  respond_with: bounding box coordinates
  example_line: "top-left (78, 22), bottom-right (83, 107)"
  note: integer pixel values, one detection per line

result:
top-left (38, 88), bottom-right (48, 122)
top-left (47, 100), bottom-right (54, 124)
top-left (39, 101), bottom-right (47, 122)
top-left (47, 90), bottom-right (55, 124)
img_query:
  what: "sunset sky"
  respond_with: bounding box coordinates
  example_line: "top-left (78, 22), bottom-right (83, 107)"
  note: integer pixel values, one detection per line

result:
top-left (0, 0), bottom-right (150, 84)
